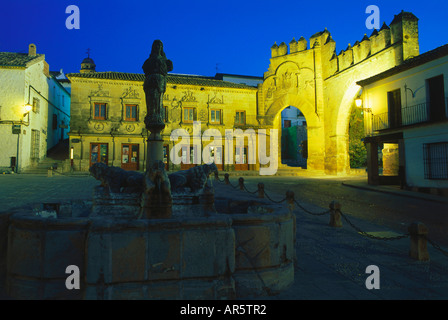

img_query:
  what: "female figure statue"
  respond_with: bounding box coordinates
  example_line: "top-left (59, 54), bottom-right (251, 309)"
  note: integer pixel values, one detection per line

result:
top-left (142, 40), bottom-right (173, 131)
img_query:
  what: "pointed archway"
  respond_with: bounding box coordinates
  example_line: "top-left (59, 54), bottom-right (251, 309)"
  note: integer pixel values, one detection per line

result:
top-left (280, 106), bottom-right (308, 167)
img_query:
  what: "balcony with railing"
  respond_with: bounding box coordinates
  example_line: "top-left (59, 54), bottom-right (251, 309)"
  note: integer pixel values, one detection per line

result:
top-left (371, 98), bottom-right (447, 132)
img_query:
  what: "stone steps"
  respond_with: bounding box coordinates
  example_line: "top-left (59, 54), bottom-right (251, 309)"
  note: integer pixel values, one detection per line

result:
top-left (21, 159), bottom-right (65, 174)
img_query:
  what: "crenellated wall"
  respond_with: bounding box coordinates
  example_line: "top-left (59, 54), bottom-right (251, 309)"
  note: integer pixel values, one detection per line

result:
top-left (259, 11), bottom-right (420, 174)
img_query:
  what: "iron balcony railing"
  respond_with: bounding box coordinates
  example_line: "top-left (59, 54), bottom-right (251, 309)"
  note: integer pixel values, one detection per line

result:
top-left (371, 98), bottom-right (448, 132)
top-left (401, 103), bottom-right (429, 126)
top-left (372, 112), bottom-right (389, 131)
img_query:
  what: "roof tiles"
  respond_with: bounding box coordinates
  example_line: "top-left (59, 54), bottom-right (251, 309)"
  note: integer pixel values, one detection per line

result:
top-left (66, 71), bottom-right (258, 89)
top-left (0, 52), bottom-right (43, 67)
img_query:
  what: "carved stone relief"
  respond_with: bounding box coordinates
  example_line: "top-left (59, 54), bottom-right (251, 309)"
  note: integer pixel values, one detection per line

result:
top-left (94, 122), bottom-right (104, 131)
top-left (171, 107), bottom-right (181, 122)
top-left (181, 90), bottom-right (196, 102)
top-left (208, 92), bottom-right (224, 104)
top-left (90, 84), bottom-right (110, 97)
top-left (121, 86), bottom-right (140, 99)
top-left (126, 124), bottom-right (136, 132)
top-left (199, 109), bottom-right (208, 122)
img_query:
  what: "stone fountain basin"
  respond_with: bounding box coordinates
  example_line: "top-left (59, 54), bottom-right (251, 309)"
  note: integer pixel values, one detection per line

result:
top-left (1, 195), bottom-right (295, 300)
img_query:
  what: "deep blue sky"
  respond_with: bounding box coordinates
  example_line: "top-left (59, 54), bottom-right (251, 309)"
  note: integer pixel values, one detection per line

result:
top-left (1, 0), bottom-right (447, 77)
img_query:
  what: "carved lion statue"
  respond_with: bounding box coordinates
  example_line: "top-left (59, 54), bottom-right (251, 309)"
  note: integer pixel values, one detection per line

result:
top-left (168, 163), bottom-right (218, 194)
top-left (89, 162), bottom-right (143, 193)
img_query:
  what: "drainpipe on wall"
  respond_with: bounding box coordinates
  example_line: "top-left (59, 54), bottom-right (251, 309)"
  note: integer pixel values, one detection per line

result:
top-left (78, 128), bottom-right (83, 171)
top-left (111, 130), bottom-right (115, 167)
top-left (16, 131), bottom-right (20, 173)
top-left (141, 129), bottom-right (147, 172)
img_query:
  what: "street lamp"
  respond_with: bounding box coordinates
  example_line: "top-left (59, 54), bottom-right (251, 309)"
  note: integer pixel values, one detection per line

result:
top-left (355, 98), bottom-right (363, 108)
top-left (70, 147), bottom-right (74, 172)
top-left (24, 103), bottom-right (32, 113)
top-left (23, 103), bottom-right (32, 124)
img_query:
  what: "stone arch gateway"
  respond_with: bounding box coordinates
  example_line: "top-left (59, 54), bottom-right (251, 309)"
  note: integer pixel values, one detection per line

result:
top-left (257, 11), bottom-right (420, 174)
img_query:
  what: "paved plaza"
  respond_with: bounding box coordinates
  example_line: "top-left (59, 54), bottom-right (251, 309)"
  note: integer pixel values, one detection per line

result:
top-left (1, 172), bottom-right (448, 300)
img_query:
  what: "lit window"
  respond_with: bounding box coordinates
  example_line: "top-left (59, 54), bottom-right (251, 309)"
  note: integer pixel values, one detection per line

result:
top-left (183, 108), bottom-right (194, 123)
top-left (125, 104), bottom-right (138, 121)
top-left (33, 97), bottom-right (40, 114)
top-left (94, 103), bottom-right (107, 120)
top-left (210, 109), bottom-right (221, 124)
top-left (235, 111), bottom-right (246, 125)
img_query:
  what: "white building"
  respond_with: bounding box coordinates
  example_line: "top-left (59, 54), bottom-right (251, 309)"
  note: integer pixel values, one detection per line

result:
top-left (48, 70), bottom-right (71, 150)
top-left (0, 44), bottom-right (70, 173)
top-left (358, 43), bottom-right (448, 193)
top-left (280, 106), bottom-right (306, 128)
top-left (214, 73), bottom-right (263, 87)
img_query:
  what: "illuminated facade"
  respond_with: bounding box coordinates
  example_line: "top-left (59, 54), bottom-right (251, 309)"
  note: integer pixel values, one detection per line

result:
top-left (67, 67), bottom-right (261, 172)
top-left (260, 11), bottom-right (420, 174)
top-left (0, 44), bottom-right (70, 173)
top-left (358, 44), bottom-right (448, 191)
top-left (68, 11), bottom-right (427, 175)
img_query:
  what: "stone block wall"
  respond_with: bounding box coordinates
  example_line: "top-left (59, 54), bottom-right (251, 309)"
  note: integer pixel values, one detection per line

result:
top-left (3, 202), bottom-right (295, 300)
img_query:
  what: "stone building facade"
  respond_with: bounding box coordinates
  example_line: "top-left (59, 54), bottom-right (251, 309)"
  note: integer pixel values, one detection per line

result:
top-left (259, 11), bottom-right (420, 174)
top-left (67, 68), bottom-right (260, 172)
top-left (67, 11), bottom-right (427, 175)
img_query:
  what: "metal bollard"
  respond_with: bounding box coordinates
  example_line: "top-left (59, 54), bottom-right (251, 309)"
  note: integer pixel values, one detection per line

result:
top-left (201, 184), bottom-right (215, 215)
top-left (329, 201), bottom-right (342, 227)
top-left (257, 183), bottom-right (264, 198)
top-left (238, 177), bottom-right (244, 190)
top-left (408, 222), bottom-right (430, 261)
top-left (286, 190), bottom-right (295, 212)
top-left (224, 173), bottom-right (230, 185)
top-left (47, 166), bottom-right (53, 177)
top-left (214, 171), bottom-right (219, 181)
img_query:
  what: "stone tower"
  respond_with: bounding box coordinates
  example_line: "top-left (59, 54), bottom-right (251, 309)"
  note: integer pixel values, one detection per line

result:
top-left (390, 11), bottom-right (420, 61)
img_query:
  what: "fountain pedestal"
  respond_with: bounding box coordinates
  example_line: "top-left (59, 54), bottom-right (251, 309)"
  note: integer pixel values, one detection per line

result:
top-left (141, 40), bottom-right (173, 219)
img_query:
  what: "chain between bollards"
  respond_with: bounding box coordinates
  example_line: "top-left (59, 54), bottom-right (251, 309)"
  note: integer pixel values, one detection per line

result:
top-left (216, 172), bottom-right (448, 261)
top-left (214, 171), bottom-right (224, 182)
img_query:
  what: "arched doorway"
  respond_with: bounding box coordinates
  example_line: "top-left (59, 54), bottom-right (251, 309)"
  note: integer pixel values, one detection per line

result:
top-left (279, 106), bottom-right (308, 168)
top-left (266, 94), bottom-right (324, 172)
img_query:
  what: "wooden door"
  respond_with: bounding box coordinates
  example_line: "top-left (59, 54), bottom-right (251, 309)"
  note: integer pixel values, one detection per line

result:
top-left (428, 75), bottom-right (446, 121)
top-left (121, 144), bottom-right (139, 171)
top-left (214, 146), bottom-right (223, 171)
top-left (235, 146), bottom-right (248, 171)
top-left (388, 89), bottom-right (402, 128)
top-left (90, 143), bottom-right (108, 167)
top-left (180, 145), bottom-right (196, 170)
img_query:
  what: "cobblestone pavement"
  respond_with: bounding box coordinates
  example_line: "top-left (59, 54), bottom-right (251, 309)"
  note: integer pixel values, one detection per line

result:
top-left (0, 173), bottom-right (97, 212)
top-left (1, 172), bottom-right (448, 300)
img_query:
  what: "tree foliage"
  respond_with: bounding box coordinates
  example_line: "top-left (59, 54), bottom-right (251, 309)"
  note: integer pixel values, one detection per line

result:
top-left (349, 106), bottom-right (367, 168)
